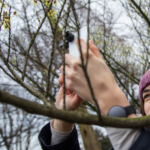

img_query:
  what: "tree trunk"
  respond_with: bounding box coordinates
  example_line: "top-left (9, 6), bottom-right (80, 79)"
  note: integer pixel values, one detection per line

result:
top-left (78, 107), bottom-right (102, 150)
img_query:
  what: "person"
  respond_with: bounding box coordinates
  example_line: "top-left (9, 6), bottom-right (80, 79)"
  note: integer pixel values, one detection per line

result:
top-left (38, 39), bottom-right (150, 150)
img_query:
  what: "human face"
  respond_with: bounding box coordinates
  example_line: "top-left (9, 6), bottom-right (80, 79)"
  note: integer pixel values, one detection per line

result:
top-left (143, 84), bottom-right (150, 116)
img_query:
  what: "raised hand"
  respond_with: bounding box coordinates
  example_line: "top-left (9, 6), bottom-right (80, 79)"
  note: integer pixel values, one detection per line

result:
top-left (56, 73), bottom-right (83, 111)
top-left (60, 39), bottom-right (129, 115)
top-left (52, 73), bottom-right (83, 132)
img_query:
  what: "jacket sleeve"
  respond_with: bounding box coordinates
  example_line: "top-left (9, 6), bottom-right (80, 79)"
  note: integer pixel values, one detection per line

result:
top-left (109, 127), bottom-right (150, 150)
top-left (128, 127), bottom-right (150, 150)
top-left (106, 127), bottom-right (140, 150)
top-left (38, 122), bottom-right (81, 150)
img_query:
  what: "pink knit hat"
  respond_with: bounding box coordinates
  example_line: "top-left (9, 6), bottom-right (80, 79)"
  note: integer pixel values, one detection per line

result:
top-left (139, 69), bottom-right (150, 101)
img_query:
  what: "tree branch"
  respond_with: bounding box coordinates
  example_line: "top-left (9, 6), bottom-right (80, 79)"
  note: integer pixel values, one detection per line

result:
top-left (130, 0), bottom-right (150, 27)
top-left (46, 0), bottom-right (67, 97)
top-left (7, 6), bottom-right (11, 63)
top-left (0, 48), bottom-right (51, 107)
top-left (21, 3), bottom-right (52, 81)
top-left (1, 90), bottom-right (150, 128)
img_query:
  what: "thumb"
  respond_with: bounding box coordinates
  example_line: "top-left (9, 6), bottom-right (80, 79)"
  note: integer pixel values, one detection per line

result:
top-left (89, 40), bottom-right (103, 60)
top-left (58, 73), bottom-right (63, 86)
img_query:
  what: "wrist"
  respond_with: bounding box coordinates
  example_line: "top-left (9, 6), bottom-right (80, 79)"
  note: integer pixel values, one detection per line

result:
top-left (52, 119), bottom-right (74, 132)
top-left (127, 114), bottom-right (136, 118)
top-left (54, 101), bottom-right (74, 132)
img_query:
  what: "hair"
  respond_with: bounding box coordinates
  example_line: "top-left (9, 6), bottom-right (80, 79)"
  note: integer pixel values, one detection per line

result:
top-left (140, 94), bottom-right (150, 129)
top-left (140, 95), bottom-right (146, 116)
top-left (139, 69), bottom-right (150, 117)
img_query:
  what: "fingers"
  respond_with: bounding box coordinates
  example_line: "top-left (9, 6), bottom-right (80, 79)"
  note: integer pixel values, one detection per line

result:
top-left (75, 39), bottom-right (105, 62)
top-left (65, 54), bottom-right (79, 68)
top-left (65, 54), bottom-right (80, 69)
top-left (59, 73), bottom-right (63, 86)
top-left (66, 87), bottom-right (73, 95)
top-left (60, 66), bottom-right (74, 91)
top-left (89, 40), bottom-right (103, 60)
top-left (75, 39), bottom-right (91, 58)
top-left (65, 39), bottom-right (103, 69)
top-left (75, 38), bottom-right (87, 54)
top-left (60, 65), bottom-right (72, 78)
top-left (58, 72), bottom-right (73, 95)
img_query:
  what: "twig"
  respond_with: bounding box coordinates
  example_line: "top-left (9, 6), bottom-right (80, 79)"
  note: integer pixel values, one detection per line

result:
top-left (39, 0), bottom-right (55, 34)
top-left (46, 0), bottom-right (67, 97)
top-left (23, 2), bottom-right (42, 64)
top-left (71, 0), bottom-right (102, 121)
top-left (22, 4), bottom-right (52, 81)
top-left (0, 38), bottom-right (59, 79)
top-left (85, 0), bottom-right (90, 68)
top-left (0, 65), bottom-right (16, 81)
top-left (130, 0), bottom-right (150, 27)
top-left (54, 0), bottom-right (67, 34)
top-left (7, 6), bottom-right (11, 63)
top-left (62, 2), bottom-right (71, 110)
top-left (0, 0), bottom-right (5, 31)
top-left (70, 0), bottom-right (83, 65)
top-left (0, 48), bottom-right (51, 107)
top-left (10, 62), bottom-right (55, 103)
top-left (100, 50), bottom-right (139, 84)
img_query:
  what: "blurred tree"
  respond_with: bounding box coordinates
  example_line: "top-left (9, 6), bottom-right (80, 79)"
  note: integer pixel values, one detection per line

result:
top-left (1, 0), bottom-right (150, 150)
top-left (94, 128), bottom-right (112, 150)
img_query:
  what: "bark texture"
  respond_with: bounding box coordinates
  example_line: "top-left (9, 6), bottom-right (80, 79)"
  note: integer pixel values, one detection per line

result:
top-left (79, 107), bottom-right (101, 150)
top-left (1, 90), bottom-right (150, 128)
top-left (79, 124), bottom-right (101, 150)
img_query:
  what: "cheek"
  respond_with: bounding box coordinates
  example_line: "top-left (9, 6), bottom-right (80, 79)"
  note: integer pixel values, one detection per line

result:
top-left (144, 101), bottom-right (150, 115)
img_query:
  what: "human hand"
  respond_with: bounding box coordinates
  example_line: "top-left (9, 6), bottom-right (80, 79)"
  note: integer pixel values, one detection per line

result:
top-left (53, 73), bottom-right (83, 132)
top-left (60, 39), bottom-right (129, 115)
top-left (56, 73), bottom-right (83, 111)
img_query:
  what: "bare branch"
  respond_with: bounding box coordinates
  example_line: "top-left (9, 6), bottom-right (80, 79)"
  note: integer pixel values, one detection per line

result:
top-left (86, 0), bottom-right (90, 68)
top-left (0, 65), bottom-right (16, 81)
top-left (1, 90), bottom-right (150, 128)
top-left (70, 0), bottom-right (102, 121)
top-left (62, 2), bottom-right (71, 110)
top-left (0, 48), bottom-right (51, 106)
top-left (46, 0), bottom-right (67, 97)
top-left (6, 6), bottom-right (11, 63)
top-left (130, 0), bottom-right (150, 27)
top-left (0, 0), bottom-right (5, 31)
top-left (22, 4), bottom-right (53, 81)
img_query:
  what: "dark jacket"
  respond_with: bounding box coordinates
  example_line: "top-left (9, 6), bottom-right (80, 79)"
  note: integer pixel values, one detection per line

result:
top-left (39, 122), bottom-right (150, 150)
top-left (38, 122), bottom-right (80, 150)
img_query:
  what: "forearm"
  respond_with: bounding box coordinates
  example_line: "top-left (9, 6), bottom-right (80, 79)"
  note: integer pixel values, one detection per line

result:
top-left (96, 84), bottom-right (130, 116)
top-left (50, 119), bottom-right (73, 145)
